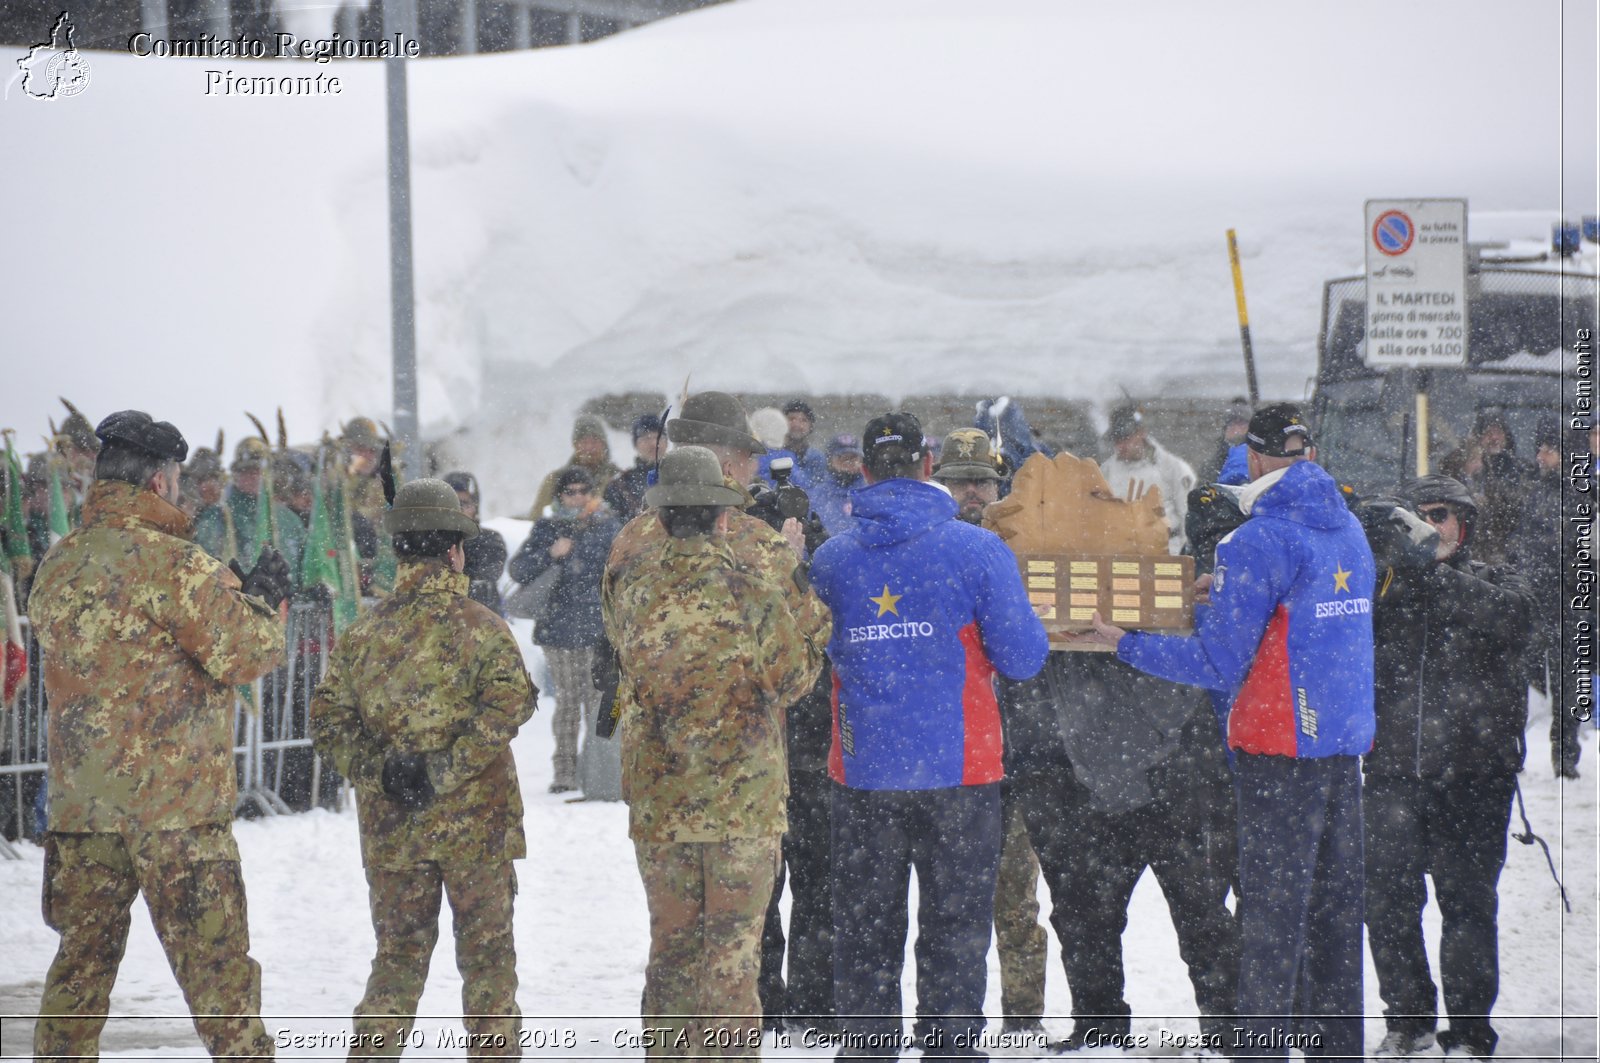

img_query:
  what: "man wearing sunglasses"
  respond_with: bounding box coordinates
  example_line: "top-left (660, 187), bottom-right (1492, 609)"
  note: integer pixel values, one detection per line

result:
top-left (1363, 475), bottom-right (1533, 1061)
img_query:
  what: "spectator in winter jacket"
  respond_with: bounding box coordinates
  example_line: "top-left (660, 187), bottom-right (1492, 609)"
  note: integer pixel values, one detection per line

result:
top-left (806, 434), bottom-right (866, 536)
top-left (1361, 476), bottom-right (1533, 1060)
top-left (1509, 417), bottom-right (1583, 778)
top-left (603, 413), bottom-right (667, 524)
top-left (527, 414), bottom-right (622, 519)
top-left (1079, 403), bottom-right (1375, 1062)
top-left (509, 466), bottom-right (621, 794)
top-left (443, 471), bottom-right (508, 616)
top-left (1100, 405), bottom-right (1197, 554)
top-left (1439, 408), bottom-right (1525, 564)
top-left (1197, 398), bottom-right (1254, 486)
top-left (779, 398), bottom-right (829, 486)
top-left (809, 412), bottom-right (1048, 1058)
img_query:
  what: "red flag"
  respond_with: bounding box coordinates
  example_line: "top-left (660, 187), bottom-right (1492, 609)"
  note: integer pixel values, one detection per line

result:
top-left (1, 568), bottom-right (25, 705)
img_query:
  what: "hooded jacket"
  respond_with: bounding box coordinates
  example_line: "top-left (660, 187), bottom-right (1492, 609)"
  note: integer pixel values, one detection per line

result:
top-left (809, 478), bottom-right (1048, 790)
top-left (1118, 460), bottom-right (1377, 759)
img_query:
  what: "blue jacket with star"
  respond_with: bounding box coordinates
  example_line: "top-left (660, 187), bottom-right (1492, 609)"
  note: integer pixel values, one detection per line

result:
top-left (1117, 460), bottom-right (1376, 759)
top-left (809, 478), bottom-right (1049, 790)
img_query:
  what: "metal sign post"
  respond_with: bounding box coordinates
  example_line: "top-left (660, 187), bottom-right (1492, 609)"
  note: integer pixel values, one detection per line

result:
top-left (1364, 198), bottom-right (1469, 474)
top-left (384, 0), bottom-right (420, 483)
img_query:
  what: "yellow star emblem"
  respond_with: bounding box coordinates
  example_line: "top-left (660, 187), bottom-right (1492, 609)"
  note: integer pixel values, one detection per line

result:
top-left (1332, 565), bottom-right (1352, 593)
top-left (869, 584), bottom-right (902, 617)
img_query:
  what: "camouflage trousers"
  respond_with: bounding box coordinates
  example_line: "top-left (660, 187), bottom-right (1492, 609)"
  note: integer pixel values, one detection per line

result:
top-left (352, 861), bottom-right (520, 1060)
top-left (995, 791), bottom-right (1047, 1025)
top-left (635, 836), bottom-right (780, 1059)
top-left (545, 646), bottom-right (597, 790)
top-left (34, 826), bottom-right (273, 1062)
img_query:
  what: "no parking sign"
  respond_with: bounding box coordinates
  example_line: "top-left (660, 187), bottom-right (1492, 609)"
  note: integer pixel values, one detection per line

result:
top-left (1363, 198), bottom-right (1468, 368)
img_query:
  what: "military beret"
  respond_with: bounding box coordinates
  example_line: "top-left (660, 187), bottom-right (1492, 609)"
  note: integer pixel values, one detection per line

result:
top-left (95, 410), bottom-right (188, 462)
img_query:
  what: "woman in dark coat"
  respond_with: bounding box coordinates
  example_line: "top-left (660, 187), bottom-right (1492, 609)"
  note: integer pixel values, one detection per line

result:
top-left (508, 467), bottom-right (620, 793)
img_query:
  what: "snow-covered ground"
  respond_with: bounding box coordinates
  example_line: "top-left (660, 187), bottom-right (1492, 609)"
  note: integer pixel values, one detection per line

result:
top-left (0, 590), bottom-right (1594, 1060)
top-left (2, 0), bottom-right (1597, 1057)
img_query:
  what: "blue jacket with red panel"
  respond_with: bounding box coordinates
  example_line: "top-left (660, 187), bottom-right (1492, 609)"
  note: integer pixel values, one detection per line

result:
top-left (1117, 460), bottom-right (1376, 759)
top-left (809, 478), bottom-right (1049, 790)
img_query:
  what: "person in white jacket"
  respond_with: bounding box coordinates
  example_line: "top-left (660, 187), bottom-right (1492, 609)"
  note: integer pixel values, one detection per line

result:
top-left (1099, 405), bottom-right (1196, 554)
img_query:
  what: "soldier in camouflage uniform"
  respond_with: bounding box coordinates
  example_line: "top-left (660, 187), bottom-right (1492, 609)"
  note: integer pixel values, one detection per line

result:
top-left (29, 410), bottom-right (290, 1063)
top-left (339, 417), bottom-right (397, 596)
top-left (606, 391), bottom-right (818, 611)
top-left (311, 478), bottom-right (538, 1060)
top-left (603, 446), bottom-right (830, 1060)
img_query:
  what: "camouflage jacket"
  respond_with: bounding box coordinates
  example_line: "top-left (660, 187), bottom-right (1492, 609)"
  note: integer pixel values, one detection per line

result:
top-left (606, 478), bottom-right (828, 630)
top-left (603, 531), bottom-right (829, 842)
top-left (29, 480), bottom-right (285, 833)
top-left (311, 559), bottom-right (537, 868)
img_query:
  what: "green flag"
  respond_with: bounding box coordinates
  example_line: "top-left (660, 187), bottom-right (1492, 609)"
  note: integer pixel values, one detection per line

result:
top-left (3, 439), bottom-right (30, 566)
top-left (254, 467), bottom-right (274, 562)
top-left (47, 464), bottom-right (70, 544)
top-left (326, 466), bottom-right (360, 632)
top-left (300, 477), bottom-right (340, 594)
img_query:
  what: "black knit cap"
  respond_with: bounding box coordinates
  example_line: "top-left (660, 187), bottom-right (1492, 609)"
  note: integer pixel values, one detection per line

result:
top-left (631, 413), bottom-right (665, 443)
top-left (862, 412), bottom-right (924, 471)
top-left (782, 398), bottom-right (815, 421)
top-left (554, 466), bottom-right (594, 493)
top-left (1105, 405), bottom-right (1144, 441)
top-left (1245, 403), bottom-right (1314, 457)
top-left (95, 410), bottom-right (188, 462)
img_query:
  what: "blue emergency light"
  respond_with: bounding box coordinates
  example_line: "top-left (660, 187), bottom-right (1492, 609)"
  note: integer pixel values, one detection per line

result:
top-left (1553, 222), bottom-right (1581, 257)
top-left (1583, 216), bottom-right (1599, 243)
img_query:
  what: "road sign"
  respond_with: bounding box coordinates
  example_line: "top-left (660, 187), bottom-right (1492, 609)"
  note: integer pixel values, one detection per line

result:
top-left (1363, 198), bottom-right (1468, 368)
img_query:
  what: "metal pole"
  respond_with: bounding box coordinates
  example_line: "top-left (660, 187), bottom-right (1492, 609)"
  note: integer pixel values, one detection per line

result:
top-left (459, 0), bottom-right (478, 54)
top-left (385, 0), bottom-right (421, 482)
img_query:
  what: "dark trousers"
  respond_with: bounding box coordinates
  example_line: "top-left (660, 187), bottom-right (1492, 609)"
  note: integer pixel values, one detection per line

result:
top-left (1011, 766), bottom-right (1237, 1033)
top-left (1364, 774), bottom-right (1515, 1053)
top-left (759, 768), bottom-right (835, 1027)
top-left (1535, 645), bottom-right (1586, 773)
top-left (831, 782), bottom-right (1001, 1060)
top-left (1232, 754), bottom-right (1364, 1061)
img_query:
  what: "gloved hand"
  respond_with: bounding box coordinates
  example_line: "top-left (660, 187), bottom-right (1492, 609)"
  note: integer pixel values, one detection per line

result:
top-left (229, 547), bottom-right (292, 609)
top-left (1356, 496), bottom-right (1439, 576)
top-left (381, 752), bottom-right (435, 811)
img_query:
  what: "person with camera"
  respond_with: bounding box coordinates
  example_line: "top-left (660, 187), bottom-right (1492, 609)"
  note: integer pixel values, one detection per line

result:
top-left (30, 410), bottom-right (289, 1062)
top-left (509, 466), bottom-right (622, 795)
top-left (311, 478), bottom-right (538, 1059)
top-left (603, 446), bottom-right (829, 1060)
top-left (1358, 476), bottom-right (1533, 1060)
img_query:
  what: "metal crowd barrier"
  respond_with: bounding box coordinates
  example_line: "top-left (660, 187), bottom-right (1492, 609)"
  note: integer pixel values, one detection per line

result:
top-left (1, 601), bottom-right (342, 855)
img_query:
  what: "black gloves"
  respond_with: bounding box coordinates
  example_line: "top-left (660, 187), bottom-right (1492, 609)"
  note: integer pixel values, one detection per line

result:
top-left (229, 547), bottom-right (292, 609)
top-left (381, 753), bottom-right (435, 811)
top-left (1356, 496), bottom-right (1440, 577)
